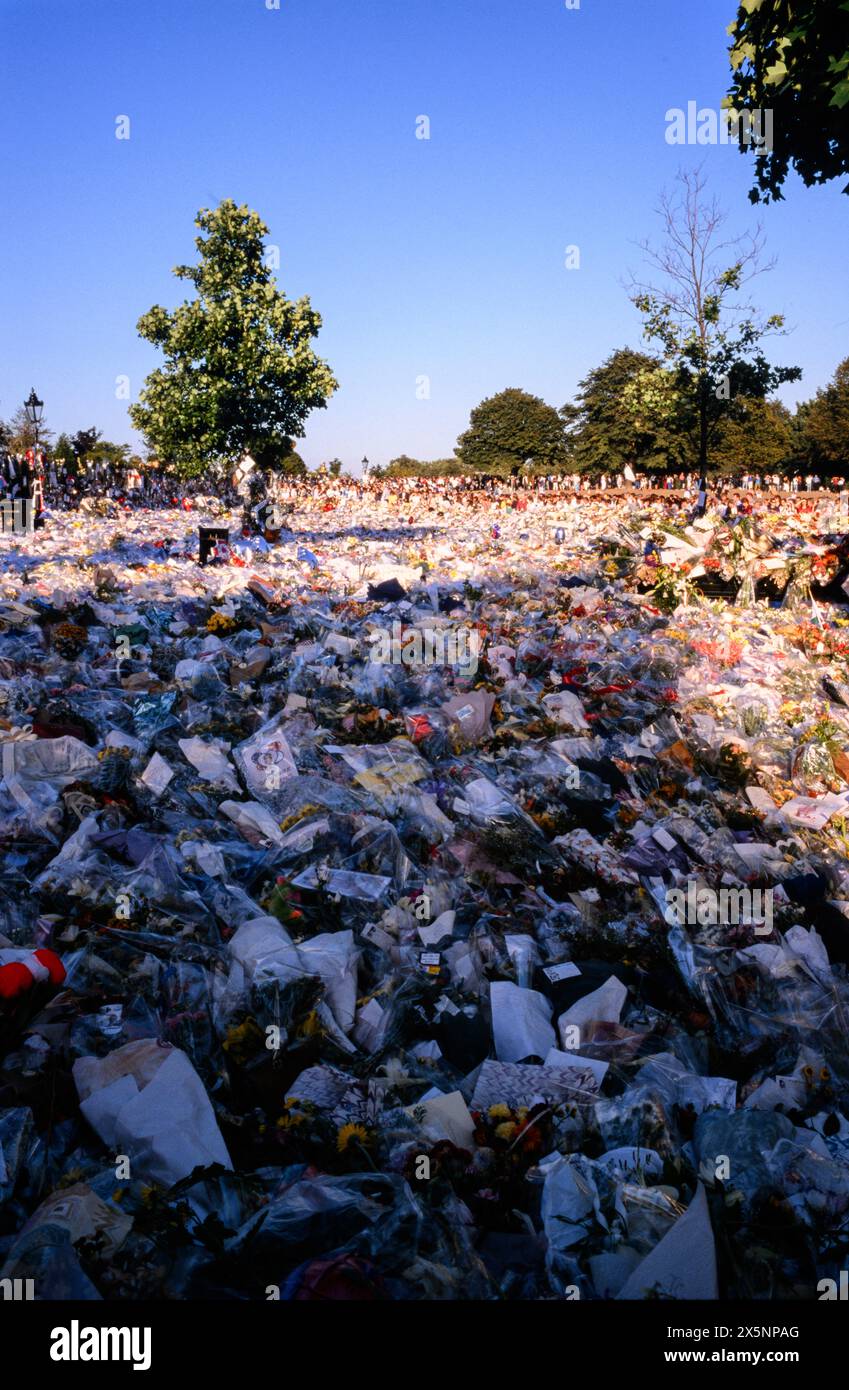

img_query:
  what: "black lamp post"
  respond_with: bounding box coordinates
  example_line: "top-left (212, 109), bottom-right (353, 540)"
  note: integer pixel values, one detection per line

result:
top-left (24, 388), bottom-right (44, 459)
top-left (361, 456), bottom-right (369, 479)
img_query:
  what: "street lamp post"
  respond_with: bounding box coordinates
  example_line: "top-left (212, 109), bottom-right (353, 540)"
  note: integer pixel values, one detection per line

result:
top-left (361, 456), bottom-right (369, 480)
top-left (23, 388), bottom-right (44, 459)
top-left (22, 389), bottom-right (45, 525)
top-left (10, 390), bottom-right (44, 533)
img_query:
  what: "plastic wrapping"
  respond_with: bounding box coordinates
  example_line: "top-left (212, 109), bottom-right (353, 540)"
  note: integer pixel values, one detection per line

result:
top-left (3, 492), bottom-right (849, 1304)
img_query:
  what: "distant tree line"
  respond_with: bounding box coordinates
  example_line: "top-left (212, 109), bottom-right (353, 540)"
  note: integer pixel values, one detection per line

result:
top-left (373, 352), bottom-right (848, 480)
top-left (0, 413), bottom-right (146, 473)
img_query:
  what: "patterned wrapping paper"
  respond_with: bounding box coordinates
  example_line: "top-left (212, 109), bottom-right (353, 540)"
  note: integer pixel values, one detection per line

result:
top-left (470, 1059), bottom-right (600, 1111)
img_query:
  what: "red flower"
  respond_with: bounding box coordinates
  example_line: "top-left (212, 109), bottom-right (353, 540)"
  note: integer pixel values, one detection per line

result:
top-left (407, 715), bottom-right (434, 743)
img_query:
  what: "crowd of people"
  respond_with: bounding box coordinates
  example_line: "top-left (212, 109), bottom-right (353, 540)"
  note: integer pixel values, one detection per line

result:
top-left (1, 447), bottom-right (846, 535)
top-left (0, 450), bottom-right (231, 518)
top-left (268, 470), bottom-right (848, 524)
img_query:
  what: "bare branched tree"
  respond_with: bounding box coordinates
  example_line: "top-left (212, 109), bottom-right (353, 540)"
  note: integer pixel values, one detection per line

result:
top-left (628, 168), bottom-right (800, 473)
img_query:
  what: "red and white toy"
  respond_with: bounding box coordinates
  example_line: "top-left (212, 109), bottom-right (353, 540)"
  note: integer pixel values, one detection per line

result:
top-left (0, 949), bottom-right (66, 1000)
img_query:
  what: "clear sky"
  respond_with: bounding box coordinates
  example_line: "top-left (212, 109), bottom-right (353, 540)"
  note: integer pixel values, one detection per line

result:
top-left (1, 0), bottom-right (847, 471)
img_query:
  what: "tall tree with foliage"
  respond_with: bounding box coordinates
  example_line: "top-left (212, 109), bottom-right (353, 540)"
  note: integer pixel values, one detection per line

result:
top-left (90, 440), bottom-right (131, 468)
top-left (4, 406), bottom-right (53, 455)
top-left (795, 356), bottom-right (849, 466)
top-left (630, 170), bottom-right (801, 474)
top-left (561, 347), bottom-right (684, 475)
top-left (130, 200), bottom-right (338, 478)
top-left (385, 455), bottom-right (464, 477)
top-left (711, 396), bottom-right (794, 474)
top-left (281, 450), bottom-right (307, 477)
top-left (456, 388), bottom-right (568, 476)
top-left (71, 428), bottom-right (102, 463)
top-left (53, 432), bottom-right (75, 465)
top-left (727, 0), bottom-right (849, 204)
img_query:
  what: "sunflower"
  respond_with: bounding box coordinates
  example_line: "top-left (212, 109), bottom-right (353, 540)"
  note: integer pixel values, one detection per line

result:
top-left (337, 1122), bottom-right (370, 1153)
top-left (221, 1017), bottom-right (264, 1063)
top-left (276, 1110), bottom-right (306, 1130)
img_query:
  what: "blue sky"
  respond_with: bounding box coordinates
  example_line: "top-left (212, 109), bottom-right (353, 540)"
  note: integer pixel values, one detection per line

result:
top-left (1, 0), bottom-right (847, 470)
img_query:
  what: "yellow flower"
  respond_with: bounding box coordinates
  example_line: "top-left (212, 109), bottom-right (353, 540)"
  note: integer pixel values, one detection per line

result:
top-left (276, 1112), bottom-right (305, 1130)
top-left (222, 1018), bottom-right (263, 1056)
top-left (206, 611), bottom-right (237, 634)
top-left (337, 1123), bottom-right (369, 1153)
top-left (299, 1010), bottom-right (322, 1037)
top-left (495, 1121), bottom-right (518, 1141)
top-left (488, 1103), bottom-right (511, 1120)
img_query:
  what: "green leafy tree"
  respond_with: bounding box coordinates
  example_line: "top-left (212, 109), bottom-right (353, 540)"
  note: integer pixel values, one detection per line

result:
top-left (53, 432), bottom-right (75, 463)
top-left (71, 428), bottom-right (101, 462)
top-left (280, 449), bottom-right (307, 477)
top-left (130, 200), bottom-right (338, 478)
top-left (385, 455), bottom-right (422, 477)
top-left (325, 457), bottom-right (344, 477)
top-left (456, 388), bottom-right (568, 476)
top-left (5, 406), bottom-right (53, 454)
top-left (727, 0), bottom-right (849, 204)
top-left (711, 396), bottom-right (794, 474)
top-left (385, 455), bottom-right (464, 477)
top-left (90, 440), bottom-right (131, 467)
top-left (795, 356), bottom-right (849, 466)
top-left (630, 170), bottom-right (801, 474)
top-left (561, 348), bottom-right (685, 474)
